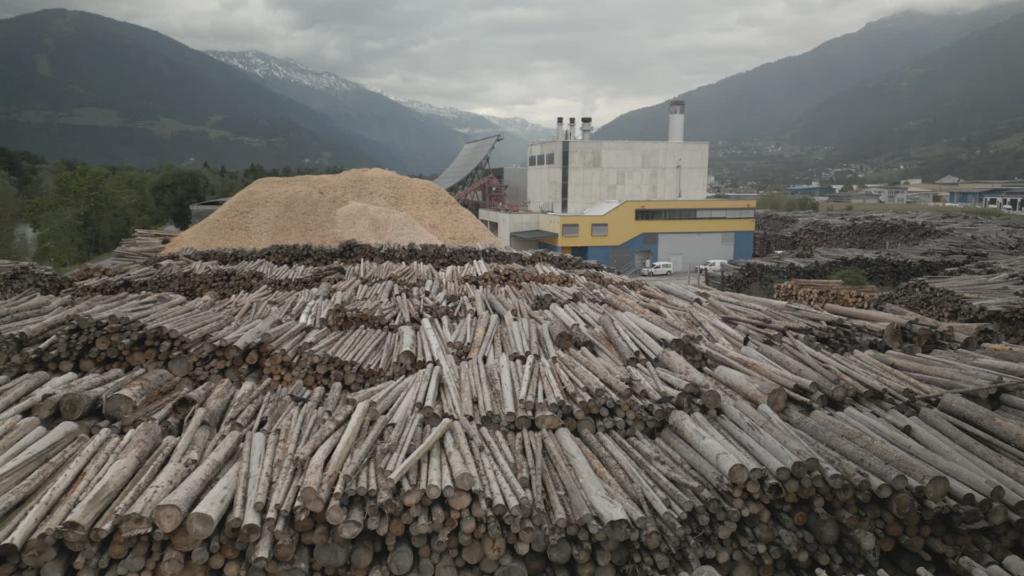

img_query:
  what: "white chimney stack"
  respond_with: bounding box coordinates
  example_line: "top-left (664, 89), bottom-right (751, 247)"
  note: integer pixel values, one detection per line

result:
top-left (668, 100), bottom-right (685, 142)
top-left (581, 117), bottom-right (593, 141)
top-left (568, 117), bottom-right (576, 140)
top-left (556, 117), bottom-right (563, 140)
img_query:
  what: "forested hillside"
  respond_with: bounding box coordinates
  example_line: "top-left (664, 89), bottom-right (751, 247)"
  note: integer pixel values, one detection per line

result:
top-left (593, 2), bottom-right (1024, 145)
top-left (0, 145), bottom-right (345, 268)
top-left (0, 10), bottom-right (381, 169)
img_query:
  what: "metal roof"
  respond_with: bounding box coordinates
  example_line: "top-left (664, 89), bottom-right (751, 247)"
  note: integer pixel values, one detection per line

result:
top-left (433, 135), bottom-right (501, 192)
top-left (511, 230), bottom-right (558, 240)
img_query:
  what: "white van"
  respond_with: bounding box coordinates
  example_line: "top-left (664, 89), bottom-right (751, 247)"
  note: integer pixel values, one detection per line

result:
top-left (640, 262), bottom-right (673, 276)
top-left (698, 260), bottom-right (728, 273)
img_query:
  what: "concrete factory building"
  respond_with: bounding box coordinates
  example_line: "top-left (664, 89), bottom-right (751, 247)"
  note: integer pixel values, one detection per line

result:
top-left (478, 102), bottom-right (754, 273)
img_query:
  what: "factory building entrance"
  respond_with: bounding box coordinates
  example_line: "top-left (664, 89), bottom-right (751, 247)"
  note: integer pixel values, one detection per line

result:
top-left (658, 232), bottom-right (734, 274)
top-left (634, 250), bottom-right (652, 269)
top-left (610, 247), bottom-right (632, 272)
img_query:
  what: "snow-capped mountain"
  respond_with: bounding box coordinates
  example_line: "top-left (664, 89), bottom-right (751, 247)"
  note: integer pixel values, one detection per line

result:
top-left (209, 50), bottom-right (533, 172)
top-left (207, 50), bottom-right (362, 97)
top-left (399, 99), bottom-right (551, 144)
top-left (482, 115), bottom-right (554, 143)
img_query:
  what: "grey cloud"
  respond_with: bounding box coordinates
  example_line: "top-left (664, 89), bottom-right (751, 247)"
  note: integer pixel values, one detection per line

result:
top-left (1, 0), bottom-right (1018, 124)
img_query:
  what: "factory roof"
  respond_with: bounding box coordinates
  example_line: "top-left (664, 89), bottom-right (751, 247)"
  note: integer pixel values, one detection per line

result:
top-left (510, 230), bottom-right (558, 240)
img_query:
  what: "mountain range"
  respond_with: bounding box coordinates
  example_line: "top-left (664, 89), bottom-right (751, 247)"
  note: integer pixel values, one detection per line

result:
top-left (593, 1), bottom-right (1024, 179)
top-left (0, 9), bottom-right (549, 174)
top-left (205, 51), bottom-right (549, 173)
top-left (2, 5), bottom-right (1023, 179)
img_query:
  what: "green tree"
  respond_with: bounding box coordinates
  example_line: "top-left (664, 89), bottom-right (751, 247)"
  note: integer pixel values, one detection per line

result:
top-left (149, 168), bottom-right (216, 230)
top-left (828, 267), bottom-right (869, 286)
top-left (0, 171), bottom-right (29, 260)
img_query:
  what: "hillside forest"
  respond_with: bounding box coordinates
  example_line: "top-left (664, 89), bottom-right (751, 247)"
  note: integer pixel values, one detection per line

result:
top-left (0, 146), bottom-right (346, 269)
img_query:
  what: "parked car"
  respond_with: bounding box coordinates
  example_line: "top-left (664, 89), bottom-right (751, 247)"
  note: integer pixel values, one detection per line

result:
top-left (698, 259), bottom-right (728, 273)
top-left (640, 262), bottom-right (673, 276)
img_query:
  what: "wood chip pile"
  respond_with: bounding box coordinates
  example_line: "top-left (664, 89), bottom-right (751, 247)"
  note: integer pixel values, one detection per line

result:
top-left (160, 170), bottom-right (502, 253)
top-left (2, 244), bottom-right (1024, 576)
top-left (773, 280), bottom-right (879, 310)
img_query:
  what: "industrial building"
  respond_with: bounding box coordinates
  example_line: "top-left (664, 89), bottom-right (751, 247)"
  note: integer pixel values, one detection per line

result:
top-left (465, 101), bottom-right (755, 273)
top-left (947, 187), bottom-right (1024, 209)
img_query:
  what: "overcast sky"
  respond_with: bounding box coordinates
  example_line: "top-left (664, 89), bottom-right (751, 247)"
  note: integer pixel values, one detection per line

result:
top-left (0, 0), bottom-right (1015, 126)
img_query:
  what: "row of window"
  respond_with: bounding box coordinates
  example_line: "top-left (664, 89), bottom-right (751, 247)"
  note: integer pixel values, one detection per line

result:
top-left (561, 223), bottom-right (607, 237)
top-left (528, 152), bottom-right (556, 166)
top-left (635, 208), bottom-right (755, 221)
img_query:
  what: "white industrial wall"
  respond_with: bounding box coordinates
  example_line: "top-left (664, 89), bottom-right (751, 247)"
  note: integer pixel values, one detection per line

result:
top-left (657, 232), bottom-right (735, 274)
top-left (525, 142), bottom-right (563, 213)
top-left (502, 167), bottom-right (528, 206)
top-left (477, 210), bottom-right (540, 247)
top-left (526, 141), bottom-right (709, 214)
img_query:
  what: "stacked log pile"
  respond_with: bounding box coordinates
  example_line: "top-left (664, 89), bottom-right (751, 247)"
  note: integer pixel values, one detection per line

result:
top-left (774, 280), bottom-right (879, 309)
top-left (2, 243), bottom-right (1024, 575)
top-left (877, 273), bottom-right (1024, 344)
top-left (753, 212), bottom-right (947, 256)
top-left (0, 260), bottom-right (70, 299)
top-left (160, 242), bottom-right (608, 272)
top-left (705, 251), bottom-right (962, 295)
top-left (111, 229), bottom-right (180, 267)
top-left (718, 211), bottom-right (1024, 295)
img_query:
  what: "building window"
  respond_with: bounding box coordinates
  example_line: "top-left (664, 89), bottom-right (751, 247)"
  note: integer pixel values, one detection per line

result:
top-left (562, 224), bottom-right (579, 237)
top-left (591, 223), bottom-right (608, 236)
top-left (537, 154), bottom-right (545, 166)
top-left (529, 155), bottom-right (536, 166)
top-left (545, 152), bottom-right (555, 165)
top-left (636, 208), bottom-right (753, 220)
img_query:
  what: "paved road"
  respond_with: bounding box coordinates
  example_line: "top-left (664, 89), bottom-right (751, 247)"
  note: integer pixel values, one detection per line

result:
top-left (634, 272), bottom-right (707, 287)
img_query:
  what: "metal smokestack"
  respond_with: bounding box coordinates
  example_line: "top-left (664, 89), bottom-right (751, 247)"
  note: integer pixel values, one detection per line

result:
top-left (568, 117), bottom-right (576, 140)
top-left (556, 117), bottom-right (564, 141)
top-left (581, 117), bottom-right (593, 141)
top-left (668, 100), bottom-right (685, 142)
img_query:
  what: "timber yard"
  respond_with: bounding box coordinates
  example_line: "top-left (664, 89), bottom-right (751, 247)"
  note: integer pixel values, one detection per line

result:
top-left (4, 104), bottom-right (1024, 576)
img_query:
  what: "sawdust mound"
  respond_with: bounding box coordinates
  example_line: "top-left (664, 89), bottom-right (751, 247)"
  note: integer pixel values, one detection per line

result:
top-left (162, 169), bottom-right (501, 252)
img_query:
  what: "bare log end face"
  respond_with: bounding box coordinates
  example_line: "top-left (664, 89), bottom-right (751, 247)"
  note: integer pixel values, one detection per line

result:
top-left (103, 396), bottom-right (135, 421)
top-left (185, 512), bottom-right (218, 540)
top-left (300, 487), bottom-right (327, 513)
top-left (59, 395), bottom-right (88, 420)
top-left (153, 503), bottom-right (185, 534)
top-left (727, 463), bottom-right (749, 485)
top-left (454, 472), bottom-right (475, 492)
top-left (924, 476), bottom-right (950, 502)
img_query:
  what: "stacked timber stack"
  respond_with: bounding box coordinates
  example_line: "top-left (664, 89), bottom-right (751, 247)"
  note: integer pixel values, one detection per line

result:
top-left (111, 229), bottom-right (180, 267)
top-left (0, 260), bottom-right (70, 299)
top-left (716, 211), bottom-right (1024, 295)
top-left (753, 212), bottom-right (948, 256)
top-left (774, 280), bottom-right (879, 309)
top-left (704, 250), bottom-right (963, 294)
top-left (3, 242), bottom-right (1024, 575)
top-left (878, 273), bottom-right (1024, 344)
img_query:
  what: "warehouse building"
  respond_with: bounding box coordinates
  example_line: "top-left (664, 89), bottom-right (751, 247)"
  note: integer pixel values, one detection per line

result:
top-left (479, 103), bottom-right (754, 273)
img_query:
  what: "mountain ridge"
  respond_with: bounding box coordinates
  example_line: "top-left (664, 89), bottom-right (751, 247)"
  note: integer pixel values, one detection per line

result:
top-left (0, 9), bottom-right (382, 169)
top-left (594, 2), bottom-right (1024, 145)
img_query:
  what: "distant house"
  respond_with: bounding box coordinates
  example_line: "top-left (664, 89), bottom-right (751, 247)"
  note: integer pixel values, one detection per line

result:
top-left (861, 186), bottom-right (907, 204)
top-left (936, 175), bottom-right (963, 185)
top-left (828, 193), bottom-right (880, 204)
top-left (787, 185), bottom-right (834, 198)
